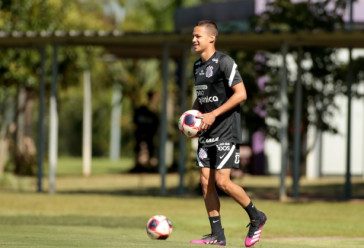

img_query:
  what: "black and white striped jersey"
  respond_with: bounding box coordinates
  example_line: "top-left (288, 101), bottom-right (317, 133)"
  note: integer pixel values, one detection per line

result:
top-left (193, 51), bottom-right (244, 146)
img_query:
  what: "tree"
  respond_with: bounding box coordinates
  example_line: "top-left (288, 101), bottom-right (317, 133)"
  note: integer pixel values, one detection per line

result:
top-left (250, 0), bottom-right (363, 179)
top-left (0, 0), bottom-right (116, 175)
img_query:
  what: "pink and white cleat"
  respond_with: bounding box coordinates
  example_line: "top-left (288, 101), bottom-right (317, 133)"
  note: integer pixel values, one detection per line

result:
top-left (190, 229), bottom-right (226, 246)
top-left (245, 212), bottom-right (267, 247)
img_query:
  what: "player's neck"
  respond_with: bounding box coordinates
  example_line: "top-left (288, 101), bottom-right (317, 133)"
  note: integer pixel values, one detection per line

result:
top-left (200, 47), bottom-right (216, 62)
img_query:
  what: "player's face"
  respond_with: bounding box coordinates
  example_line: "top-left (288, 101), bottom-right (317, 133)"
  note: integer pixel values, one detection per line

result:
top-left (192, 26), bottom-right (213, 53)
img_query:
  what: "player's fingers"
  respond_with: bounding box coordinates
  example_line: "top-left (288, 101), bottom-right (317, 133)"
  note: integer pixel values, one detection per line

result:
top-left (201, 122), bottom-right (209, 131)
top-left (200, 122), bottom-right (205, 131)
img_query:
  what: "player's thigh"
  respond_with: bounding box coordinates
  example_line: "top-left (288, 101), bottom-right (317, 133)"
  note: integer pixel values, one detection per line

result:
top-left (201, 167), bottom-right (216, 184)
top-left (215, 168), bottom-right (231, 184)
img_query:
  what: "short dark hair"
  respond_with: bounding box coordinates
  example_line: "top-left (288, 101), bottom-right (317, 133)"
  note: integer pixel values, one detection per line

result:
top-left (197, 20), bottom-right (218, 36)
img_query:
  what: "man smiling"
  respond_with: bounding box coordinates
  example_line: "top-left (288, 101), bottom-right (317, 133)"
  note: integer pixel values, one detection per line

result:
top-left (189, 20), bottom-right (267, 247)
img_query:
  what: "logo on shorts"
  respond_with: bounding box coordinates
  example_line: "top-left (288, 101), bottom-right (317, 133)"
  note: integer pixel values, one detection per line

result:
top-left (235, 153), bottom-right (240, 164)
top-left (199, 137), bottom-right (219, 144)
top-left (219, 153), bottom-right (226, 159)
top-left (199, 148), bottom-right (208, 159)
top-left (216, 142), bottom-right (231, 151)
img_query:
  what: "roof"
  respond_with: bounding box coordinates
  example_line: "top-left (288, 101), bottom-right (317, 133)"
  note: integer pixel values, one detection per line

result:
top-left (1, 30), bottom-right (364, 58)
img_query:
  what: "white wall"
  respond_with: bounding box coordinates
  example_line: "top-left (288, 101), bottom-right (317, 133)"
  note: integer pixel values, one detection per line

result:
top-left (265, 49), bottom-right (364, 177)
top-left (320, 95), bottom-right (364, 176)
top-left (266, 92), bottom-right (364, 177)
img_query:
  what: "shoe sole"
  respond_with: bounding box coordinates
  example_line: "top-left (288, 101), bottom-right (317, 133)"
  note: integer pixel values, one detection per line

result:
top-left (245, 215), bottom-right (267, 247)
top-left (190, 240), bottom-right (226, 246)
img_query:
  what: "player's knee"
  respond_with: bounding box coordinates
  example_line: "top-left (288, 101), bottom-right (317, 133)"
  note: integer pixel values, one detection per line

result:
top-left (215, 178), bottom-right (230, 192)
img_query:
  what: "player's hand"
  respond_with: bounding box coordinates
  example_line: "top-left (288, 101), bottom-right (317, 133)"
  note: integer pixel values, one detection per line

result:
top-left (197, 112), bottom-right (216, 131)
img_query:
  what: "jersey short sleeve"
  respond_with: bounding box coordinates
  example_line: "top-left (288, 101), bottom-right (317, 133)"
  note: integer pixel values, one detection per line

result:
top-left (220, 55), bottom-right (243, 88)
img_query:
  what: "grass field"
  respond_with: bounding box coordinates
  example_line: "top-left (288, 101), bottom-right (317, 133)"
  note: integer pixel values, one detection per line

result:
top-left (1, 157), bottom-right (364, 248)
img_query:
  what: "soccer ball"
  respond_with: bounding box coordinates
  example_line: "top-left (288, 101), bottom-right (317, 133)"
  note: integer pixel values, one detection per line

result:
top-left (178, 109), bottom-right (202, 138)
top-left (146, 215), bottom-right (173, 240)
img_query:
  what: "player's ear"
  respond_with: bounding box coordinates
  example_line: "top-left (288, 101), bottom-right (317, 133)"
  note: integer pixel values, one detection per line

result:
top-left (210, 35), bottom-right (215, 43)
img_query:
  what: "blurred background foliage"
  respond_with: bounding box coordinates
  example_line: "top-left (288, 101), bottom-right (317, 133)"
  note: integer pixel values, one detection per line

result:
top-left (0, 0), bottom-right (363, 177)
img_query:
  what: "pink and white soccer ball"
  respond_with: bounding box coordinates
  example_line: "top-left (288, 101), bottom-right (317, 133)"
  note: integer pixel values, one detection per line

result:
top-left (146, 215), bottom-right (173, 240)
top-left (178, 109), bottom-right (202, 138)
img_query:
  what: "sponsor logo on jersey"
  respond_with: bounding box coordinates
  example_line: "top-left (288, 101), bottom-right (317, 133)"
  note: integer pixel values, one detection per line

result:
top-left (195, 61), bottom-right (201, 66)
top-left (195, 85), bottom-right (208, 90)
top-left (198, 96), bottom-right (219, 104)
top-left (199, 70), bottom-right (205, 76)
top-left (198, 147), bottom-right (208, 159)
top-left (205, 66), bottom-right (213, 78)
top-left (196, 90), bottom-right (204, 96)
top-left (216, 142), bottom-right (231, 151)
top-left (199, 137), bottom-right (219, 144)
top-left (212, 58), bottom-right (219, 64)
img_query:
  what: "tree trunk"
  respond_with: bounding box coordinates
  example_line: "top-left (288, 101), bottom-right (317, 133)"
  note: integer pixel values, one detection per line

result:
top-left (0, 95), bottom-right (14, 175)
top-left (0, 138), bottom-right (9, 175)
top-left (14, 85), bottom-right (37, 175)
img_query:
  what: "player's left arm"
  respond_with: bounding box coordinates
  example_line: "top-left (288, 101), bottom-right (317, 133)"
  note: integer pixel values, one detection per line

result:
top-left (199, 82), bottom-right (247, 131)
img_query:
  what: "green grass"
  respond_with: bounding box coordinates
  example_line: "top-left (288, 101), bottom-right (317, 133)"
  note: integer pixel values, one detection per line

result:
top-left (0, 192), bottom-right (364, 248)
top-left (53, 157), bottom-right (135, 175)
top-left (1, 157), bottom-right (364, 247)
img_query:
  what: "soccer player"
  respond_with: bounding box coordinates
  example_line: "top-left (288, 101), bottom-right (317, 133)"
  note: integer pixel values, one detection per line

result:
top-left (189, 20), bottom-right (267, 247)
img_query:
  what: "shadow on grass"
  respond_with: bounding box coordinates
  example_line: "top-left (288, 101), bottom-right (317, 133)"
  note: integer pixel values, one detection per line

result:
top-left (0, 215), bottom-right (146, 228)
top-left (58, 186), bottom-right (196, 197)
top-left (56, 174), bottom-right (364, 202)
top-left (243, 185), bottom-right (364, 201)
